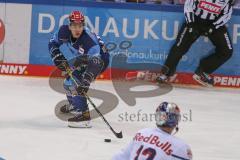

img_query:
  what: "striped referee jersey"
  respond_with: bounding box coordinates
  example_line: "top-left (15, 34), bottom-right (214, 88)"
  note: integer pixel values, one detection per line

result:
top-left (184, 0), bottom-right (234, 29)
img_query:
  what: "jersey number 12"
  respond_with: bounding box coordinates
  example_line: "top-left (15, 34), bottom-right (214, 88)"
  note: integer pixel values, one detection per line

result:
top-left (134, 145), bottom-right (157, 160)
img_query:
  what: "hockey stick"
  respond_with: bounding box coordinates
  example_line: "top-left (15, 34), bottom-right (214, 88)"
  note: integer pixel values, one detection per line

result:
top-left (65, 67), bottom-right (123, 139)
top-left (171, 154), bottom-right (190, 160)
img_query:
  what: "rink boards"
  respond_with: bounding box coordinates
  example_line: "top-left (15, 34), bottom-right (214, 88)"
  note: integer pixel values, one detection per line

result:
top-left (0, 1), bottom-right (240, 88)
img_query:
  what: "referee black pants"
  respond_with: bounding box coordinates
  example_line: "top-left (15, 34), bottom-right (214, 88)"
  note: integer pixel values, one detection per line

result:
top-left (164, 22), bottom-right (233, 76)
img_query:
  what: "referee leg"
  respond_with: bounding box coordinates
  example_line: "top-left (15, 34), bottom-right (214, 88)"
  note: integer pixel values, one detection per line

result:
top-left (164, 23), bottom-right (201, 76)
top-left (198, 26), bottom-right (233, 74)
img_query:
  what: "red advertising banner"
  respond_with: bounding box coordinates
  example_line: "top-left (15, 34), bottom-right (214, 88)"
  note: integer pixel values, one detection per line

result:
top-left (0, 63), bottom-right (239, 88)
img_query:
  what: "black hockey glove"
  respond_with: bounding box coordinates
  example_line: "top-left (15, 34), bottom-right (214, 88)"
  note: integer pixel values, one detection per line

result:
top-left (73, 54), bottom-right (88, 68)
top-left (75, 56), bottom-right (104, 96)
top-left (52, 53), bottom-right (69, 71)
top-left (76, 84), bottom-right (89, 96)
top-left (74, 75), bottom-right (91, 96)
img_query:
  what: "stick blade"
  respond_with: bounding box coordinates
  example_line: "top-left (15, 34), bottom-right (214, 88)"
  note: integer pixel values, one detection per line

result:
top-left (115, 131), bottom-right (123, 139)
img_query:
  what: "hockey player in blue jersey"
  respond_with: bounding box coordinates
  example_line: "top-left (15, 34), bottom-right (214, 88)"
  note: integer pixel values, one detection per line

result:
top-left (48, 11), bottom-right (109, 128)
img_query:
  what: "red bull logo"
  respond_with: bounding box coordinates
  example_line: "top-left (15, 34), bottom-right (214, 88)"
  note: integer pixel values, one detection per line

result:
top-left (0, 19), bottom-right (5, 45)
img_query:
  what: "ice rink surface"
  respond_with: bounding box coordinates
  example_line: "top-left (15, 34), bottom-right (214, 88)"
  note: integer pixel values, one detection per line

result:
top-left (0, 76), bottom-right (240, 160)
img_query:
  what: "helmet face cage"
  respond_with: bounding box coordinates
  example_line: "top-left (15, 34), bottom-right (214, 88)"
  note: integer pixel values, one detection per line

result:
top-left (69, 11), bottom-right (85, 25)
top-left (156, 102), bottom-right (181, 128)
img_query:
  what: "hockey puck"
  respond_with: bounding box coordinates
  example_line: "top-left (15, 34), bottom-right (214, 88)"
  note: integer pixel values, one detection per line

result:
top-left (104, 139), bottom-right (111, 143)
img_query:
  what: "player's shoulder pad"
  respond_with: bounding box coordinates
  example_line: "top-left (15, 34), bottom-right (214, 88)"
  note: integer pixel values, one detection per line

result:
top-left (58, 25), bottom-right (71, 42)
top-left (172, 137), bottom-right (193, 160)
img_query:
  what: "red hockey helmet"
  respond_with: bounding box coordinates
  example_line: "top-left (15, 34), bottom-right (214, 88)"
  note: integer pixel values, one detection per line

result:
top-left (69, 11), bottom-right (85, 24)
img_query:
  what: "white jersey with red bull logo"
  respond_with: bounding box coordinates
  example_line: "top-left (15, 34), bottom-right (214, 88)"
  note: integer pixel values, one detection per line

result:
top-left (112, 128), bottom-right (192, 160)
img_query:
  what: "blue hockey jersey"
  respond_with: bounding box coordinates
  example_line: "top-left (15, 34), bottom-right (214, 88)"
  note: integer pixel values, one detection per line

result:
top-left (48, 25), bottom-right (109, 71)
